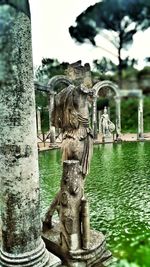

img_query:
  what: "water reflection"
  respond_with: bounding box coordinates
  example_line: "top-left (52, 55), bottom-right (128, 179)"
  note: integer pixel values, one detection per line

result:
top-left (39, 142), bottom-right (150, 264)
top-left (39, 149), bottom-right (61, 215)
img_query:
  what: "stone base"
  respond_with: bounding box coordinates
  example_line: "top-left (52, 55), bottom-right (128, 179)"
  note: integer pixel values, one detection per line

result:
top-left (42, 222), bottom-right (112, 267)
top-left (102, 136), bottom-right (113, 143)
top-left (49, 143), bottom-right (59, 148)
top-left (0, 240), bottom-right (61, 267)
top-left (114, 135), bottom-right (122, 143)
top-left (137, 135), bottom-right (145, 141)
top-left (49, 254), bottom-right (61, 267)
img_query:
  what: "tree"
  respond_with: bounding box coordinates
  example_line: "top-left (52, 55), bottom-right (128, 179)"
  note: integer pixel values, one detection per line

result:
top-left (35, 58), bottom-right (69, 84)
top-left (69, 0), bottom-right (150, 87)
top-left (145, 57), bottom-right (150, 64)
top-left (93, 57), bottom-right (117, 74)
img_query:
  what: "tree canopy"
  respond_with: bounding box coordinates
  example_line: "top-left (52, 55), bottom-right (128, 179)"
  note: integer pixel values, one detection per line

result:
top-left (93, 57), bottom-right (117, 74)
top-left (69, 0), bottom-right (150, 87)
top-left (35, 58), bottom-right (69, 84)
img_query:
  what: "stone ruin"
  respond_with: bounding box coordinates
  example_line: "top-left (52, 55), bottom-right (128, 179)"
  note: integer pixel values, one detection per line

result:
top-left (65, 60), bottom-right (93, 88)
top-left (42, 62), bottom-right (112, 266)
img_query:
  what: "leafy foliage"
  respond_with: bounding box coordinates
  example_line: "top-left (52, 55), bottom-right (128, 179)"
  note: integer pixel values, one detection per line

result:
top-left (137, 66), bottom-right (150, 79)
top-left (34, 57), bottom-right (150, 133)
top-left (145, 57), bottom-right (150, 63)
top-left (35, 58), bottom-right (69, 84)
top-left (93, 57), bottom-right (117, 73)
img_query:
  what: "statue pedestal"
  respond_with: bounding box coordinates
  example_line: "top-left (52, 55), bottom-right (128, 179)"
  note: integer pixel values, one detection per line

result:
top-left (102, 135), bottom-right (113, 143)
top-left (137, 134), bottom-right (145, 141)
top-left (42, 222), bottom-right (112, 267)
top-left (116, 137), bottom-right (122, 142)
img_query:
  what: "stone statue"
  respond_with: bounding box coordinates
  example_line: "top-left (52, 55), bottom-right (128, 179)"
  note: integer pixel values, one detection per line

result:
top-left (51, 84), bottom-right (94, 176)
top-left (100, 106), bottom-right (115, 137)
top-left (43, 84), bottom-right (93, 234)
top-left (42, 82), bottom-right (112, 266)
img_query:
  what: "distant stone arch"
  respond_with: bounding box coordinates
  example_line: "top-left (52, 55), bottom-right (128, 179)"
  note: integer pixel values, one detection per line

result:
top-left (47, 75), bottom-right (72, 92)
top-left (93, 80), bottom-right (120, 97)
top-left (92, 80), bottom-right (121, 140)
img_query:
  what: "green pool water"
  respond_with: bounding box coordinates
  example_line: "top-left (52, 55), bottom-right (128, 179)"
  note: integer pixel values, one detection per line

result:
top-left (39, 142), bottom-right (150, 266)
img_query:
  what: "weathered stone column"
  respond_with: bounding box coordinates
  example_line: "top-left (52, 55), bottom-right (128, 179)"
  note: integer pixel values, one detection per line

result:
top-left (98, 111), bottom-right (102, 133)
top-left (115, 96), bottom-right (121, 140)
top-left (92, 96), bottom-right (97, 139)
top-left (0, 2), bottom-right (59, 266)
top-left (137, 97), bottom-right (144, 140)
top-left (49, 91), bottom-right (56, 144)
top-left (37, 108), bottom-right (42, 134)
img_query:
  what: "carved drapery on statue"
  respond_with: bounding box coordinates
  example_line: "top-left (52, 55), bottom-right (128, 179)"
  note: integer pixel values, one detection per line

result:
top-left (52, 84), bottom-right (93, 176)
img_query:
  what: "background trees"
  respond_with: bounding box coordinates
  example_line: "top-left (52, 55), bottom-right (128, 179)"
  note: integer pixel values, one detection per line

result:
top-left (34, 57), bottom-right (150, 133)
top-left (35, 58), bottom-right (69, 84)
top-left (69, 0), bottom-right (150, 87)
top-left (93, 57), bottom-right (117, 74)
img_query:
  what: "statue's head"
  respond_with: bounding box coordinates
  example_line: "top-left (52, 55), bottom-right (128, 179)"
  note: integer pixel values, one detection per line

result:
top-left (104, 106), bottom-right (107, 114)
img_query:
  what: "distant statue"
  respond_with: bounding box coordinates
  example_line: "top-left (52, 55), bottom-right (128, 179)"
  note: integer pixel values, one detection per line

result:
top-left (43, 84), bottom-right (94, 230)
top-left (100, 106), bottom-right (115, 137)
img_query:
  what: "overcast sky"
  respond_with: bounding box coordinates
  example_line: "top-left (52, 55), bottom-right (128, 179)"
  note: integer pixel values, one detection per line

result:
top-left (29, 0), bottom-right (150, 69)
